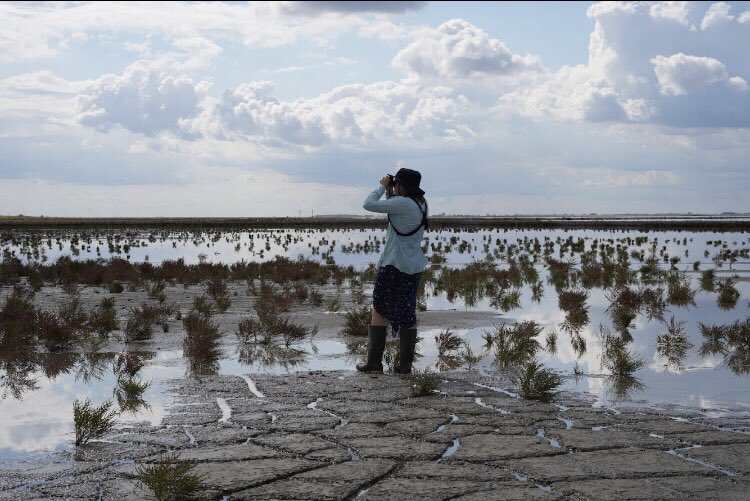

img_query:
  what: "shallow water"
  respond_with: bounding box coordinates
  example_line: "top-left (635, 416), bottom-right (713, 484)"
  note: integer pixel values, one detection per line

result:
top-left (2, 226), bottom-right (750, 458)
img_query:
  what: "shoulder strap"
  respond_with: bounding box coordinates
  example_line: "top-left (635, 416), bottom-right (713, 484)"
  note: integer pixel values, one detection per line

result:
top-left (388, 197), bottom-right (428, 236)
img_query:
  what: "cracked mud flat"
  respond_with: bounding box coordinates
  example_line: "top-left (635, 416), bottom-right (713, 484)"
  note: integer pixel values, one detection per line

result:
top-left (3, 371), bottom-right (750, 500)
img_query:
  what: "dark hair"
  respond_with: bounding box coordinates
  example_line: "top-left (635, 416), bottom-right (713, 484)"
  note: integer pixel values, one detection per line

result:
top-left (411, 193), bottom-right (426, 204)
top-left (394, 183), bottom-right (425, 204)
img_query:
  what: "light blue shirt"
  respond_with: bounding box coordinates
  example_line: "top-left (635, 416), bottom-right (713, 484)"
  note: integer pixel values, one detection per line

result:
top-left (363, 185), bottom-right (428, 275)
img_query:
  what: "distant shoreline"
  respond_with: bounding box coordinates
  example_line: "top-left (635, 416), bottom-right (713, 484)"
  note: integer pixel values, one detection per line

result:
top-left (1, 215), bottom-right (750, 231)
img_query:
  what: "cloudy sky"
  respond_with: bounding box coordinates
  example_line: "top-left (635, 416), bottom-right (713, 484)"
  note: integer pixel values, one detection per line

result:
top-left (2, 1), bottom-right (749, 217)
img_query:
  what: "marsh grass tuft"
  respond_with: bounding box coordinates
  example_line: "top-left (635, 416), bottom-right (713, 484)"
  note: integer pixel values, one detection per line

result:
top-left (73, 398), bottom-right (118, 446)
top-left (558, 288), bottom-right (590, 332)
top-left (491, 288), bottom-right (522, 312)
top-left (717, 278), bottom-right (741, 310)
top-left (666, 272), bottom-right (696, 307)
top-left (700, 269), bottom-right (716, 292)
top-left (124, 303), bottom-right (172, 342)
top-left (206, 278), bottom-right (231, 312)
top-left (236, 317), bottom-right (261, 344)
top-left (605, 286), bottom-right (642, 333)
top-left (36, 311), bottom-right (75, 351)
top-left (146, 280), bottom-right (166, 303)
top-left (192, 295), bottom-right (214, 318)
top-left (434, 328), bottom-right (462, 371)
top-left (325, 295), bottom-right (341, 312)
top-left (599, 325), bottom-right (646, 376)
top-left (435, 328), bottom-right (462, 355)
top-left (114, 377), bottom-right (151, 415)
top-left (698, 318), bottom-right (750, 375)
top-left (341, 305), bottom-right (371, 337)
top-left (639, 286), bottom-right (666, 322)
top-left (182, 312), bottom-right (221, 374)
top-left (459, 341), bottom-right (482, 370)
top-left (515, 360), bottom-right (563, 402)
top-left (605, 374), bottom-right (646, 402)
top-left (58, 296), bottom-right (88, 333)
top-left (656, 316), bottom-right (693, 369)
top-left (409, 368), bottom-right (440, 396)
top-left (134, 453), bottom-right (206, 501)
top-left (113, 351), bottom-right (149, 379)
top-left (570, 332), bottom-right (587, 358)
top-left (309, 288), bottom-right (324, 307)
top-left (545, 329), bottom-right (558, 354)
top-left (530, 281), bottom-right (544, 303)
top-left (88, 297), bottom-right (118, 337)
top-left (488, 321), bottom-right (543, 368)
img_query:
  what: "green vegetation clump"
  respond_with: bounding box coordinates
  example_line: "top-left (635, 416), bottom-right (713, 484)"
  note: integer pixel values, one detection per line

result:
top-left (88, 297), bottom-right (118, 336)
top-left (73, 398), bottom-right (118, 446)
top-left (716, 278), bottom-right (741, 310)
top-left (435, 328), bottom-right (462, 355)
top-left (146, 280), bottom-right (166, 303)
top-left (341, 305), bottom-right (371, 337)
top-left (459, 341), bottom-right (482, 370)
top-left (515, 361), bottom-right (563, 402)
top-left (206, 278), bottom-right (231, 312)
top-left (700, 269), bottom-right (716, 292)
top-left (124, 303), bottom-right (172, 341)
top-left (486, 321), bottom-right (543, 368)
top-left (134, 453), bottom-right (206, 501)
top-left (114, 377), bottom-right (151, 415)
top-left (409, 368), bottom-right (440, 396)
top-left (656, 316), bottom-right (693, 369)
top-left (182, 311), bottom-right (221, 373)
top-left (666, 272), bottom-right (696, 307)
top-left (599, 325), bottom-right (646, 376)
top-left (491, 288), bottom-right (522, 312)
top-left (698, 318), bottom-right (750, 375)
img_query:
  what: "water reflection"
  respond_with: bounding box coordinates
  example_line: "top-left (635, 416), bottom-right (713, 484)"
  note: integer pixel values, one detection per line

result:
top-left (604, 375), bottom-right (647, 403)
top-left (699, 319), bottom-right (750, 376)
top-left (237, 341), bottom-right (308, 370)
top-left (656, 317), bottom-right (693, 370)
top-left (4, 227), bottom-right (750, 457)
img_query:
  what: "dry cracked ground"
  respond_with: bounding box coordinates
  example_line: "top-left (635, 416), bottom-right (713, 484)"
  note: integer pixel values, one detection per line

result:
top-left (2, 371), bottom-right (750, 500)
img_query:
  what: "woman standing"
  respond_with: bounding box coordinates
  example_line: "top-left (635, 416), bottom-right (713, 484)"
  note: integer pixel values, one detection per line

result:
top-left (356, 168), bottom-right (428, 375)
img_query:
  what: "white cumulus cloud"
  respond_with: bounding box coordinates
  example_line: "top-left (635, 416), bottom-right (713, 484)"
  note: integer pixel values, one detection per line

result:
top-left (701, 2), bottom-right (734, 30)
top-left (77, 59), bottom-right (210, 135)
top-left (501, 2), bottom-right (750, 127)
top-left (393, 19), bottom-right (542, 79)
top-left (183, 79), bottom-right (473, 147)
top-left (651, 53), bottom-right (728, 95)
top-left (727, 75), bottom-right (749, 90)
top-left (649, 2), bottom-right (693, 27)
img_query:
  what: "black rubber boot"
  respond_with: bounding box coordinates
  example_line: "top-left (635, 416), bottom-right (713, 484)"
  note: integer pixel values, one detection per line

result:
top-left (356, 325), bottom-right (387, 374)
top-left (394, 328), bottom-right (418, 375)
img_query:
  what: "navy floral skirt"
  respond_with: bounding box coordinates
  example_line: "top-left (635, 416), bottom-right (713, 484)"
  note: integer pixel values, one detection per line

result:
top-left (372, 265), bottom-right (422, 336)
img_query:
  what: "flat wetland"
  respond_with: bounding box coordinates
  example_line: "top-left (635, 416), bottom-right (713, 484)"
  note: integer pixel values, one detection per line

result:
top-left (1, 217), bottom-right (749, 499)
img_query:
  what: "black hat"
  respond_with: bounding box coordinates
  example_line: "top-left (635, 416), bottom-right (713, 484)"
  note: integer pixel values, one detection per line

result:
top-left (393, 168), bottom-right (425, 196)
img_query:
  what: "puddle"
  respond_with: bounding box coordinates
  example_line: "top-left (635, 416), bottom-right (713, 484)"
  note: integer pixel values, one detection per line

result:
top-left (183, 426), bottom-right (197, 446)
top-left (474, 397), bottom-right (510, 415)
top-left (216, 398), bottom-right (231, 423)
top-left (470, 382), bottom-right (520, 399)
top-left (439, 438), bottom-right (460, 460)
top-left (536, 428), bottom-right (561, 448)
top-left (3, 226), bottom-right (750, 459)
top-left (240, 375), bottom-right (266, 398)
top-left (557, 417), bottom-right (574, 429)
top-left (667, 446), bottom-right (737, 477)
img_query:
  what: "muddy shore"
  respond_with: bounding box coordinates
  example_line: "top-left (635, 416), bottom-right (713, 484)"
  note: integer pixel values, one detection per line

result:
top-left (3, 215), bottom-right (750, 231)
top-left (2, 369), bottom-right (749, 500)
top-left (1, 284), bottom-right (750, 499)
